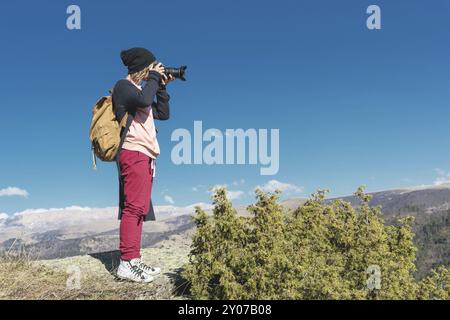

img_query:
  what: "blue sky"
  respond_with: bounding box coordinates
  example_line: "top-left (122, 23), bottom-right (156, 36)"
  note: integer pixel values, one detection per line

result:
top-left (1, 0), bottom-right (450, 214)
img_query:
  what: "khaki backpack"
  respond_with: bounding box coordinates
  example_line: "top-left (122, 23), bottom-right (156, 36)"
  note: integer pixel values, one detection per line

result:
top-left (89, 92), bottom-right (128, 170)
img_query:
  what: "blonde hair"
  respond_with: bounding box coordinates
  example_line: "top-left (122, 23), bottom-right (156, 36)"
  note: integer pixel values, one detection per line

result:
top-left (130, 67), bottom-right (150, 84)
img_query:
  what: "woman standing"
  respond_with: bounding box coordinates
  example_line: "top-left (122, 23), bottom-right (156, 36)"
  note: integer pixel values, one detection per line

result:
top-left (112, 47), bottom-right (173, 283)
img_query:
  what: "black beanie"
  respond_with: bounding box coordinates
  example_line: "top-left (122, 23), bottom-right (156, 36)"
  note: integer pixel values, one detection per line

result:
top-left (120, 47), bottom-right (156, 74)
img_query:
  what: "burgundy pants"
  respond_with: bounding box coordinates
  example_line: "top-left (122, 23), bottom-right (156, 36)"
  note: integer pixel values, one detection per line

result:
top-left (118, 149), bottom-right (153, 260)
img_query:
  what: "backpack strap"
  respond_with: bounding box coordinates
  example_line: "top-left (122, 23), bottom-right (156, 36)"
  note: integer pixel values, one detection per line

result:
top-left (91, 147), bottom-right (97, 171)
top-left (109, 87), bottom-right (128, 128)
top-left (119, 112), bottom-right (129, 128)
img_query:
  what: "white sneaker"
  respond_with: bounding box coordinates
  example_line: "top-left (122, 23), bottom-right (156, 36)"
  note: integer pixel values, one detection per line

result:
top-left (135, 257), bottom-right (161, 276)
top-left (116, 259), bottom-right (154, 283)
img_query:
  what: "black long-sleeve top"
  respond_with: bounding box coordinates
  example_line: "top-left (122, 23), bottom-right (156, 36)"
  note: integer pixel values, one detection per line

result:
top-left (112, 70), bottom-right (170, 123)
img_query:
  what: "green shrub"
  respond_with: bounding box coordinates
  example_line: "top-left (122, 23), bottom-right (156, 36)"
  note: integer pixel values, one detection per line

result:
top-left (182, 187), bottom-right (450, 300)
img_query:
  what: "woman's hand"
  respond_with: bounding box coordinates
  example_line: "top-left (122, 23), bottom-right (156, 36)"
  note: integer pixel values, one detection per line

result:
top-left (148, 62), bottom-right (165, 76)
top-left (161, 74), bottom-right (175, 86)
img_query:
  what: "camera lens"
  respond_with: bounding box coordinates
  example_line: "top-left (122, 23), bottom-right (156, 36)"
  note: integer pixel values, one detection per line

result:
top-left (164, 65), bottom-right (187, 81)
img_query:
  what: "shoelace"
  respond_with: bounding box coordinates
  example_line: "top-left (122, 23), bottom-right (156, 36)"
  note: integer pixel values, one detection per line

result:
top-left (130, 264), bottom-right (145, 278)
top-left (137, 259), bottom-right (156, 272)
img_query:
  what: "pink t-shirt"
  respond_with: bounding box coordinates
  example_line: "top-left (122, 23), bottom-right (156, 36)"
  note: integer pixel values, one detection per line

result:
top-left (121, 77), bottom-right (160, 159)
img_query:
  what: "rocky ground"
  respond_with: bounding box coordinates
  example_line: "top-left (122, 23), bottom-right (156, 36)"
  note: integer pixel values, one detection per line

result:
top-left (0, 232), bottom-right (193, 300)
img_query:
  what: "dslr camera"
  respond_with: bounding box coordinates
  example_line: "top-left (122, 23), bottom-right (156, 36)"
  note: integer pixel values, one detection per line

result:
top-left (164, 65), bottom-right (187, 81)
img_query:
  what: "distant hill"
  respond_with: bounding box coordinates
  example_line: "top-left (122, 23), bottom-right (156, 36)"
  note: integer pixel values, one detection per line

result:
top-left (331, 184), bottom-right (450, 216)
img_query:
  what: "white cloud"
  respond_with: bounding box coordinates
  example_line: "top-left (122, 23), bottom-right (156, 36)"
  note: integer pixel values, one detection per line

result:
top-left (233, 179), bottom-right (245, 186)
top-left (256, 180), bottom-right (304, 194)
top-left (14, 206), bottom-right (92, 216)
top-left (434, 169), bottom-right (450, 186)
top-left (209, 184), bottom-right (245, 200)
top-left (0, 213), bottom-right (8, 226)
top-left (0, 187), bottom-right (29, 198)
top-left (210, 184), bottom-right (228, 191)
top-left (164, 195), bottom-right (175, 204)
top-left (192, 184), bottom-right (206, 192)
top-left (227, 190), bottom-right (245, 200)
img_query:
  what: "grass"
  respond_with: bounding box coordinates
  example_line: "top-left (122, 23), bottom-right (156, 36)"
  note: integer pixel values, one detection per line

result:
top-left (0, 247), bottom-right (187, 300)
